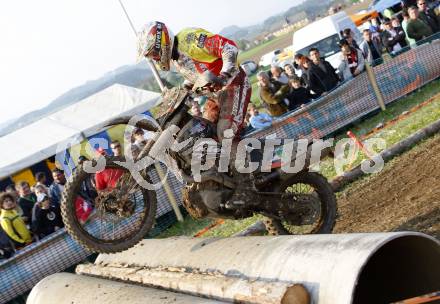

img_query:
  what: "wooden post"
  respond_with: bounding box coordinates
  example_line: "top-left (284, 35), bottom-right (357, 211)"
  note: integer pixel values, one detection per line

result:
top-left (365, 62), bottom-right (386, 111)
top-left (77, 264), bottom-right (310, 304)
top-left (154, 162), bottom-right (183, 222)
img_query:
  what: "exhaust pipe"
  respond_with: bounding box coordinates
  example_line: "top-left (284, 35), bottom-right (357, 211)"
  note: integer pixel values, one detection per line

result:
top-left (77, 232), bottom-right (440, 304)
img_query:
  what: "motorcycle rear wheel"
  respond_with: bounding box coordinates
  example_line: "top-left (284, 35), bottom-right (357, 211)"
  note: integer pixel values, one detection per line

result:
top-left (264, 171), bottom-right (337, 235)
top-left (61, 156), bottom-right (157, 253)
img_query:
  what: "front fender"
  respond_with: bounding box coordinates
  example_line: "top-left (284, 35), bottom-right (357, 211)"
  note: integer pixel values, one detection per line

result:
top-left (104, 115), bottom-right (160, 132)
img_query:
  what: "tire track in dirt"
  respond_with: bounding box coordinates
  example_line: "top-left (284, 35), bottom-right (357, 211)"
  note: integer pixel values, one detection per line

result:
top-left (335, 134), bottom-right (440, 239)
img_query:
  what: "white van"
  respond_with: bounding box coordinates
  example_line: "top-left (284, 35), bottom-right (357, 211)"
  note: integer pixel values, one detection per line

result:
top-left (293, 12), bottom-right (361, 69)
top-left (258, 49), bottom-right (282, 67)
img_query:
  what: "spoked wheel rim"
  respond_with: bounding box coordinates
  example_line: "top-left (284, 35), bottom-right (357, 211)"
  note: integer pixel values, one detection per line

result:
top-left (61, 156), bottom-right (157, 253)
top-left (281, 182), bottom-right (325, 234)
top-left (263, 171), bottom-right (337, 235)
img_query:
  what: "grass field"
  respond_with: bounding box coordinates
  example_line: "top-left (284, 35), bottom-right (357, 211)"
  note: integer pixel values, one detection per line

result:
top-left (238, 33), bottom-right (293, 63)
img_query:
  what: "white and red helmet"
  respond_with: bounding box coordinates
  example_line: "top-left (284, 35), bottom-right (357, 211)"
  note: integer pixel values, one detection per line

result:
top-left (137, 21), bottom-right (174, 71)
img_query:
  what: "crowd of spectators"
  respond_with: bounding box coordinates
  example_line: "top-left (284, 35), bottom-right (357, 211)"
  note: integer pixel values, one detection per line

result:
top-left (244, 2), bottom-right (439, 131)
top-left (1, 2), bottom-right (439, 259)
top-left (0, 170), bottom-right (66, 259)
top-left (0, 134), bottom-right (143, 259)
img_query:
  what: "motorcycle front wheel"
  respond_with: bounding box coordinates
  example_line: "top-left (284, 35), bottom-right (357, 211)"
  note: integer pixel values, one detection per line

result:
top-left (61, 156), bottom-right (157, 253)
top-left (264, 171), bottom-right (337, 235)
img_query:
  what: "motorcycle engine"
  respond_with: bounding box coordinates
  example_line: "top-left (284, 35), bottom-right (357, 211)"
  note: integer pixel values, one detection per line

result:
top-left (182, 181), bottom-right (233, 219)
top-left (177, 117), bottom-right (233, 218)
top-left (175, 117), bottom-right (218, 171)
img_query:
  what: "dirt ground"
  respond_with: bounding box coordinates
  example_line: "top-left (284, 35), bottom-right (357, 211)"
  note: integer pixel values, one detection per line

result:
top-left (335, 134), bottom-right (440, 239)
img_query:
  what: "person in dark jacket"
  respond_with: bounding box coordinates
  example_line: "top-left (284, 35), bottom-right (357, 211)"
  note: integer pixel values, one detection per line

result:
top-left (49, 168), bottom-right (66, 205)
top-left (407, 6), bottom-right (434, 42)
top-left (32, 195), bottom-right (64, 239)
top-left (342, 28), bottom-right (360, 49)
top-left (417, 0), bottom-right (440, 32)
top-left (0, 226), bottom-right (14, 259)
top-left (299, 56), bottom-right (312, 91)
top-left (359, 29), bottom-right (383, 65)
top-left (15, 181), bottom-right (37, 225)
top-left (308, 48), bottom-right (339, 96)
top-left (381, 19), bottom-right (408, 55)
top-left (286, 77), bottom-right (315, 111)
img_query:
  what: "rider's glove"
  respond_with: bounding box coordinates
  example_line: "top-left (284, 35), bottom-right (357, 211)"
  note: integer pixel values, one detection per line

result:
top-left (201, 71), bottom-right (228, 92)
top-left (182, 80), bottom-right (194, 91)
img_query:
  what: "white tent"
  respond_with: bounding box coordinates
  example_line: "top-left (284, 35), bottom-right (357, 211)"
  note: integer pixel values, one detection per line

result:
top-left (0, 84), bottom-right (161, 179)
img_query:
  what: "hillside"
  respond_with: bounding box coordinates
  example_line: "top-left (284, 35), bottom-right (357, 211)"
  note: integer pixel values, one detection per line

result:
top-left (219, 0), bottom-right (335, 41)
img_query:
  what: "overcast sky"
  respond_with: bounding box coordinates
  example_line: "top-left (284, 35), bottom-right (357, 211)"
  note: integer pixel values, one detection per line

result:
top-left (0, 0), bottom-right (301, 124)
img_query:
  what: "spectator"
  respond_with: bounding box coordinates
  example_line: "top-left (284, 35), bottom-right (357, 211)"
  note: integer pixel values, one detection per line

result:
top-left (402, 0), bottom-right (418, 9)
top-left (15, 181), bottom-right (37, 225)
top-left (49, 168), bottom-right (66, 205)
top-left (5, 185), bottom-right (18, 198)
top-left (270, 65), bottom-right (289, 84)
top-left (110, 140), bottom-right (123, 157)
top-left (308, 48), bottom-right (339, 96)
top-left (342, 28), bottom-right (360, 49)
top-left (0, 192), bottom-right (32, 248)
top-left (407, 6), bottom-right (434, 42)
top-left (32, 194), bottom-right (64, 239)
top-left (248, 104), bottom-right (273, 130)
top-left (0, 226), bottom-right (14, 259)
top-left (73, 155), bottom-right (98, 202)
top-left (381, 19), bottom-right (408, 55)
top-left (32, 183), bottom-right (51, 224)
top-left (299, 56), bottom-right (313, 90)
top-left (283, 64), bottom-right (297, 79)
top-left (359, 29), bottom-right (383, 65)
top-left (293, 53), bottom-right (304, 77)
top-left (257, 71), bottom-right (289, 116)
top-left (337, 39), bottom-right (365, 81)
top-left (35, 172), bottom-right (49, 188)
top-left (95, 165), bottom-right (125, 191)
top-left (402, 11), bottom-right (418, 45)
top-left (78, 155), bottom-right (88, 166)
top-left (191, 101), bottom-right (202, 117)
top-left (391, 16), bottom-right (401, 28)
top-left (133, 128), bottom-right (148, 150)
top-left (417, 0), bottom-right (440, 32)
top-left (34, 184), bottom-right (49, 199)
top-left (369, 18), bottom-right (382, 35)
top-left (286, 77), bottom-right (315, 111)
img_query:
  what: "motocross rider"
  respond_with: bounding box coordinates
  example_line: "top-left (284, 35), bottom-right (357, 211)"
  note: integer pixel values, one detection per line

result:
top-left (137, 21), bottom-right (251, 141)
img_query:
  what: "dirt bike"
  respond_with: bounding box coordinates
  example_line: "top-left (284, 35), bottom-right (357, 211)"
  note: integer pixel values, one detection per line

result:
top-left (60, 82), bottom-right (337, 253)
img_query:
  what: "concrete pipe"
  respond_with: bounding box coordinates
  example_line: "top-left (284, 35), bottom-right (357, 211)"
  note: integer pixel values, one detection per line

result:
top-left (88, 232), bottom-right (440, 304)
top-left (27, 272), bottom-right (226, 304)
